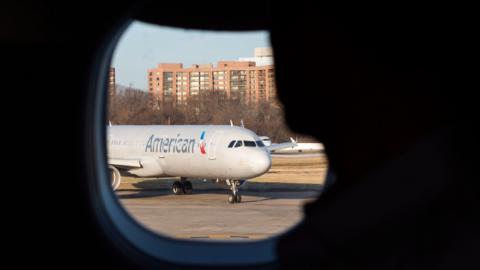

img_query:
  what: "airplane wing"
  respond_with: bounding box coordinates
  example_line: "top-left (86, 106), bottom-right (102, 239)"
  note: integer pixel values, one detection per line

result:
top-left (108, 158), bottom-right (142, 168)
top-left (267, 138), bottom-right (297, 153)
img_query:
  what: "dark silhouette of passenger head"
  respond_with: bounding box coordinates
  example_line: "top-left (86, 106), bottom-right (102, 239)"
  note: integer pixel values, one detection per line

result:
top-left (271, 4), bottom-right (474, 181)
top-left (272, 3), bottom-right (478, 269)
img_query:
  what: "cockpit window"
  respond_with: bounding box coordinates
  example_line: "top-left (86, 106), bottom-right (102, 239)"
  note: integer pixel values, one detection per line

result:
top-left (256, 140), bottom-right (265, 147)
top-left (228, 140), bottom-right (236, 148)
top-left (234, 140), bottom-right (243, 148)
top-left (244, 140), bottom-right (256, 147)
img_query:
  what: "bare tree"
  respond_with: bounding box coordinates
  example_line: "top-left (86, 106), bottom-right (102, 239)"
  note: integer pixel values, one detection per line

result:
top-left (108, 86), bottom-right (316, 142)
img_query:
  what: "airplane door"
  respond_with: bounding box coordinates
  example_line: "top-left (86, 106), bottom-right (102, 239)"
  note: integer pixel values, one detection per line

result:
top-left (208, 131), bottom-right (223, 160)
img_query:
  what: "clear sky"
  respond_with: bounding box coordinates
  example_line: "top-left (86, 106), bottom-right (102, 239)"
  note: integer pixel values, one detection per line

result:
top-left (111, 21), bottom-right (270, 90)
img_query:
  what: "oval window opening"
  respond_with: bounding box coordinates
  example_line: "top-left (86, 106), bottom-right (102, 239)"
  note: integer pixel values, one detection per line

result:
top-left (106, 20), bottom-right (331, 242)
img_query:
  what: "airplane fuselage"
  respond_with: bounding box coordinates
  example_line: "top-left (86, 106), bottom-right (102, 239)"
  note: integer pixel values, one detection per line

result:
top-left (107, 125), bottom-right (272, 180)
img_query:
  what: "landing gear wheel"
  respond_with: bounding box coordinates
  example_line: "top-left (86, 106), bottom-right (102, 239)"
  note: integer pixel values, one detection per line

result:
top-left (226, 179), bottom-right (242, 203)
top-left (183, 180), bottom-right (193, 194)
top-left (109, 166), bottom-right (121, 191)
top-left (172, 181), bottom-right (185, 195)
top-left (228, 193), bottom-right (242, 203)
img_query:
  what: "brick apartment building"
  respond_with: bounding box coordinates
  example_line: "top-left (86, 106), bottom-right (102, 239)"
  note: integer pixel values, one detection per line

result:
top-left (147, 48), bottom-right (276, 105)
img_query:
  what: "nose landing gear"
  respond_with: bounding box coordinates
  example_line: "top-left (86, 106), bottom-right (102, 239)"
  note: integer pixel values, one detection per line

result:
top-left (226, 180), bottom-right (242, 203)
top-left (228, 193), bottom-right (242, 203)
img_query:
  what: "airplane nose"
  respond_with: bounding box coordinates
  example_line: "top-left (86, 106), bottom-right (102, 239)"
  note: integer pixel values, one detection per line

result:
top-left (249, 151), bottom-right (272, 176)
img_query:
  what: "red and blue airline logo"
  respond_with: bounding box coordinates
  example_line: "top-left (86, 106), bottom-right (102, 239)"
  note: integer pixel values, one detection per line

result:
top-left (199, 131), bottom-right (206, 155)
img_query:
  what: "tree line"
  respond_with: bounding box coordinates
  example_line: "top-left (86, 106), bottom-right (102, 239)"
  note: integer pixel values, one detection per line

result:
top-left (108, 86), bottom-right (316, 143)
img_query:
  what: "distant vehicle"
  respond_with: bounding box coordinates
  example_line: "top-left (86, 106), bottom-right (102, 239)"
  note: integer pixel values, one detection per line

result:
top-left (107, 125), bottom-right (296, 203)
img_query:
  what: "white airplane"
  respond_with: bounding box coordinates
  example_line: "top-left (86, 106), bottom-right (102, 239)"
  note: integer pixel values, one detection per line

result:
top-left (107, 125), bottom-right (296, 203)
top-left (271, 142), bottom-right (324, 154)
top-left (260, 136), bottom-right (324, 154)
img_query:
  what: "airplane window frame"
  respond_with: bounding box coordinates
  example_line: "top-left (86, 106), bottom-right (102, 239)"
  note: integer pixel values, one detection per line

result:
top-left (84, 18), bottom-right (281, 267)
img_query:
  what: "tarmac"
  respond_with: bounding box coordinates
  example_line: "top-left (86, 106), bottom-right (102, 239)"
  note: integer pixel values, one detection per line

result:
top-left (117, 189), bottom-right (318, 240)
top-left (116, 154), bottom-right (327, 240)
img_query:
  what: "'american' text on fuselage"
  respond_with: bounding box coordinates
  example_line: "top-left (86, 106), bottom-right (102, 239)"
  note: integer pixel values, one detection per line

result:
top-left (145, 134), bottom-right (196, 153)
